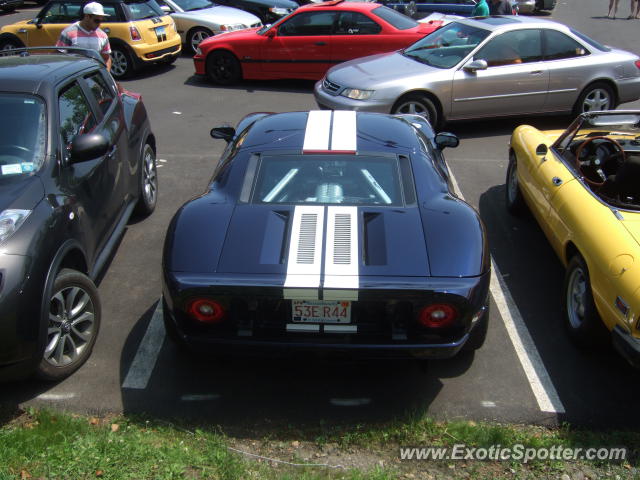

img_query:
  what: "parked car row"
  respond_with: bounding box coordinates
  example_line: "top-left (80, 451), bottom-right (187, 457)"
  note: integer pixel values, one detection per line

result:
top-left (2, 2), bottom-right (640, 383)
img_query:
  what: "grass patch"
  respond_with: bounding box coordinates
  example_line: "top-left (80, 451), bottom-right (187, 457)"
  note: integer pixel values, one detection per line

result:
top-left (0, 408), bottom-right (638, 479)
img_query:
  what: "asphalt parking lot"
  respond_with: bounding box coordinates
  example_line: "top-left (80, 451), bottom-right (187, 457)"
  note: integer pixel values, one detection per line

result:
top-left (2, 0), bottom-right (640, 431)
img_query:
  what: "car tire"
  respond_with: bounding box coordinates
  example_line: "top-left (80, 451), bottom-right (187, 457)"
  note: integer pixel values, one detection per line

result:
top-left (134, 143), bottom-right (158, 217)
top-left (505, 151), bottom-right (525, 215)
top-left (392, 93), bottom-right (440, 129)
top-left (562, 255), bottom-right (608, 348)
top-left (0, 36), bottom-right (24, 51)
top-left (206, 50), bottom-right (242, 85)
top-left (461, 305), bottom-right (489, 352)
top-left (572, 82), bottom-right (615, 116)
top-left (110, 45), bottom-right (135, 79)
top-left (187, 27), bottom-right (213, 56)
top-left (36, 269), bottom-right (101, 381)
top-left (404, 0), bottom-right (417, 17)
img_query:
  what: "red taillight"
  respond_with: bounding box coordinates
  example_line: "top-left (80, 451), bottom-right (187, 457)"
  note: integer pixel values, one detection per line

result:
top-left (186, 298), bottom-right (225, 323)
top-left (635, 60), bottom-right (640, 70)
top-left (418, 304), bottom-right (458, 328)
top-left (130, 26), bottom-right (142, 41)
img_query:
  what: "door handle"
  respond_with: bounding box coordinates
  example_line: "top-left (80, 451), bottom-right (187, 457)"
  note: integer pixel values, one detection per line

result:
top-left (315, 41), bottom-right (327, 46)
top-left (552, 177), bottom-right (563, 186)
top-left (529, 70), bottom-right (543, 75)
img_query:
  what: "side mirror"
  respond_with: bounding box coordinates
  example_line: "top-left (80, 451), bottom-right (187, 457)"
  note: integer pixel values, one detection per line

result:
top-left (265, 27), bottom-right (276, 38)
top-left (434, 132), bottom-right (459, 150)
top-left (69, 133), bottom-right (109, 163)
top-left (210, 126), bottom-right (235, 143)
top-left (535, 144), bottom-right (548, 156)
top-left (35, 18), bottom-right (43, 29)
top-left (463, 59), bottom-right (488, 73)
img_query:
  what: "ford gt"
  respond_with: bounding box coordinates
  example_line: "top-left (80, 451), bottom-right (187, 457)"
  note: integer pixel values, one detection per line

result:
top-left (162, 110), bottom-right (490, 360)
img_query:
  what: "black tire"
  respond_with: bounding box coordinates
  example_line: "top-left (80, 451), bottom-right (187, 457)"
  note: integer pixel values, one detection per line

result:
top-left (110, 45), bottom-right (135, 79)
top-left (572, 82), bottom-right (615, 117)
top-left (205, 50), bottom-right (241, 85)
top-left (404, 0), bottom-right (417, 17)
top-left (36, 269), bottom-right (101, 381)
top-left (392, 93), bottom-right (440, 129)
top-left (462, 305), bottom-right (489, 352)
top-left (134, 143), bottom-right (158, 216)
top-left (1, 5), bottom-right (16, 12)
top-left (0, 36), bottom-right (24, 51)
top-left (561, 255), bottom-right (608, 348)
top-left (505, 151), bottom-right (525, 215)
top-left (187, 27), bottom-right (213, 56)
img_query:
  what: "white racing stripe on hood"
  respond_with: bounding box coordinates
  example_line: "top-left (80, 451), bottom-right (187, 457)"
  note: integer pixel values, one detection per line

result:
top-left (303, 110), bottom-right (332, 152)
top-left (324, 206), bottom-right (359, 300)
top-left (330, 110), bottom-right (357, 152)
top-left (284, 205), bottom-right (325, 299)
top-left (303, 110), bottom-right (357, 153)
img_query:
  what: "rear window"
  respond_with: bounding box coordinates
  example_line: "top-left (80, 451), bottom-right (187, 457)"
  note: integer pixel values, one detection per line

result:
top-left (570, 28), bottom-right (610, 52)
top-left (371, 5), bottom-right (418, 30)
top-left (251, 154), bottom-right (406, 206)
top-left (122, 0), bottom-right (164, 20)
top-left (0, 94), bottom-right (46, 178)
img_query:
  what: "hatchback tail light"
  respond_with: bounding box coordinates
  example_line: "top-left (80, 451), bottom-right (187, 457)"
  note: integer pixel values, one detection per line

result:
top-left (130, 26), bottom-right (142, 41)
top-left (186, 298), bottom-right (225, 324)
top-left (418, 304), bottom-right (458, 328)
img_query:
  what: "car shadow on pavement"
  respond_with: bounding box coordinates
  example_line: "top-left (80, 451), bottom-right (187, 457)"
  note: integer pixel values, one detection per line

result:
top-left (478, 184), bottom-right (640, 429)
top-left (184, 75), bottom-right (317, 95)
top-left (118, 300), bottom-right (476, 436)
top-left (450, 115), bottom-right (571, 140)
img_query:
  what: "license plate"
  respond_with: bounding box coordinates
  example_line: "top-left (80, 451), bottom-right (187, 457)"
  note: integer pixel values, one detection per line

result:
top-left (155, 26), bottom-right (166, 36)
top-left (291, 300), bottom-right (351, 324)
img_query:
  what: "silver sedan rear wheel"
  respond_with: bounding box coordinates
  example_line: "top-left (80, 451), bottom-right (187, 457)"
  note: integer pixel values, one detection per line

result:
top-left (574, 82), bottom-right (615, 116)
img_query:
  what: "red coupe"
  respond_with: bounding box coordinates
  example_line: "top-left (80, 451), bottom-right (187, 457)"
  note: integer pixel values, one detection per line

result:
top-left (193, 0), bottom-right (440, 84)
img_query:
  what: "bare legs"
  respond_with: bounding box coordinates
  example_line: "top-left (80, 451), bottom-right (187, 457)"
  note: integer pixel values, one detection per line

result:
top-left (608, 0), bottom-right (619, 17)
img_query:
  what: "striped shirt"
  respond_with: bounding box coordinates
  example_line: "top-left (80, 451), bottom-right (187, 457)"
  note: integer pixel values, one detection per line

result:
top-left (56, 22), bottom-right (111, 55)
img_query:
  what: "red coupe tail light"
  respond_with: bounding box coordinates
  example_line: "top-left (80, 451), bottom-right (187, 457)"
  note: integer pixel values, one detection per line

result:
top-left (418, 304), bottom-right (458, 328)
top-left (635, 60), bottom-right (640, 70)
top-left (186, 298), bottom-right (225, 324)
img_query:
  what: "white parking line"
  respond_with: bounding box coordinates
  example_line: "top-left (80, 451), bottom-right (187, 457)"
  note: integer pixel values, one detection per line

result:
top-left (37, 393), bottom-right (76, 400)
top-left (448, 169), bottom-right (565, 414)
top-left (122, 300), bottom-right (166, 390)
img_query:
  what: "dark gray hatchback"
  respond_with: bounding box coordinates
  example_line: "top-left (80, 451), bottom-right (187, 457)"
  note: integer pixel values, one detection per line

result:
top-left (0, 48), bottom-right (158, 382)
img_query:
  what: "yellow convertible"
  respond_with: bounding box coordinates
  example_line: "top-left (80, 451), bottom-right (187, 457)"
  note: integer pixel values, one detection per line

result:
top-left (506, 111), bottom-right (640, 367)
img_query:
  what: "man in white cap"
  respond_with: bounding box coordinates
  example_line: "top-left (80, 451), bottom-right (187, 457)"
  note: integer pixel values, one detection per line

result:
top-left (56, 2), bottom-right (112, 71)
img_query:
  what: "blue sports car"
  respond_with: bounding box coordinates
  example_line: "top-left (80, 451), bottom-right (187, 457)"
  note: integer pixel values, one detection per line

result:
top-left (162, 111), bottom-right (490, 359)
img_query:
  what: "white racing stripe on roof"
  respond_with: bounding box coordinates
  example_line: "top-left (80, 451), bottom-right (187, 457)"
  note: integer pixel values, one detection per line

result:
top-left (324, 206), bottom-right (359, 297)
top-left (330, 110), bottom-right (357, 152)
top-left (303, 110), bottom-right (332, 151)
top-left (284, 206), bottom-right (325, 295)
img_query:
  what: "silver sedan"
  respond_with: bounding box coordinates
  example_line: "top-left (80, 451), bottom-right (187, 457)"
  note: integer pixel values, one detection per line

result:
top-left (314, 16), bottom-right (640, 128)
top-left (156, 0), bottom-right (262, 54)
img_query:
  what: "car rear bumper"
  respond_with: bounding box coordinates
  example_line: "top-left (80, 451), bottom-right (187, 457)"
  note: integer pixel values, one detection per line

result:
top-left (131, 41), bottom-right (181, 63)
top-left (612, 325), bottom-right (640, 369)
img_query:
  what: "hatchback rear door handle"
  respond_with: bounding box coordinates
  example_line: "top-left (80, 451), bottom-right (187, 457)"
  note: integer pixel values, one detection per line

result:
top-left (315, 41), bottom-right (327, 46)
top-left (529, 70), bottom-right (543, 74)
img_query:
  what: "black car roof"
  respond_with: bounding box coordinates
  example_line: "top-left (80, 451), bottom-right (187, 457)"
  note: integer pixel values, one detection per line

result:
top-left (0, 52), bottom-right (100, 94)
top-left (240, 111), bottom-right (423, 155)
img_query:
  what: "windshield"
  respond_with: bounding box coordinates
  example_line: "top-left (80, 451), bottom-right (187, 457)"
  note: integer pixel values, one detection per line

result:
top-left (171, 0), bottom-right (215, 11)
top-left (0, 94), bottom-right (46, 179)
top-left (402, 21), bottom-right (489, 69)
top-left (252, 154), bottom-right (405, 206)
top-left (124, 0), bottom-right (165, 20)
top-left (557, 113), bottom-right (640, 152)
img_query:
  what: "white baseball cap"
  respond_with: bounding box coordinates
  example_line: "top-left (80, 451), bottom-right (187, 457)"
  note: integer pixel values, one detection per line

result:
top-left (83, 2), bottom-right (106, 16)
